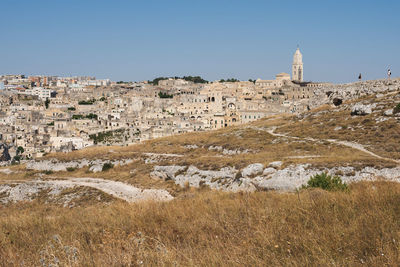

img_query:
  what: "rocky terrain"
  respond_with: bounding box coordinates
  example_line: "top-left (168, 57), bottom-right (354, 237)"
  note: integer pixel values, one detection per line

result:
top-left (150, 163), bottom-right (400, 191)
top-left (320, 78), bottom-right (400, 105)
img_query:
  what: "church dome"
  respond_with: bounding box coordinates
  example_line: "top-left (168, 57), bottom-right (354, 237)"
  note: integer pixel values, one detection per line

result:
top-left (293, 48), bottom-right (302, 65)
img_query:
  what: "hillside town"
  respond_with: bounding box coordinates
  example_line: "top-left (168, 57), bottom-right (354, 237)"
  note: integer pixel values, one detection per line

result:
top-left (0, 48), bottom-right (330, 160)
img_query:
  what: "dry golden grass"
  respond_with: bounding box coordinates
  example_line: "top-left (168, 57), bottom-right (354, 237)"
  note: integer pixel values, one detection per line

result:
top-left (278, 93), bottom-right (400, 160)
top-left (1, 181), bottom-right (400, 266)
top-left (0, 165), bottom-right (39, 183)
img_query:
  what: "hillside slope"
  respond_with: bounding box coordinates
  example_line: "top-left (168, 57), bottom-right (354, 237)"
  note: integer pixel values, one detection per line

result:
top-left (2, 80), bottom-right (400, 196)
top-left (0, 79), bottom-right (400, 265)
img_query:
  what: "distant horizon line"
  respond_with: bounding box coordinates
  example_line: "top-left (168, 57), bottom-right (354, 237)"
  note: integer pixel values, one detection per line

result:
top-left (1, 73), bottom-right (396, 85)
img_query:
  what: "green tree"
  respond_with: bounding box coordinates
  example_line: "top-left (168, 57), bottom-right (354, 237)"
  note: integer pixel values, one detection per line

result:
top-left (72, 114), bottom-right (84, 120)
top-left (150, 77), bottom-right (168, 85)
top-left (86, 113), bottom-right (98, 120)
top-left (45, 98), bottom-right (50, 109)
top-left (150, 76), bottom-right (208, 85)
top-left (220, 78), bottom-right (239, 83)
top-left (158, 91), bottom-right (173, 98)
top-left (78, 99), bottom-right (96, 105)
top-left (17, 146), bottom-right (24, 155)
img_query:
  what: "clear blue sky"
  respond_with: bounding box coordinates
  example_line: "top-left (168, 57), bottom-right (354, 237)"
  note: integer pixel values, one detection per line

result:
top-left (0, 0), bottom-right (398, 83)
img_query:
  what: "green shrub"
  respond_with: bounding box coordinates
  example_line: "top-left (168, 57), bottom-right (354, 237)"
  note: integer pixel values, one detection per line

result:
top-left (89, 129), bottom-right (125, 144)
top-left (86, 113), bottom-right (98, 120)
top-left (17, 146), bottom-right (24, 155)
top-left (11, 155), bottom-right (21, 165)
top-left (78, 99), bottom-right (96, 105)
top-left (72, 113), bottom-right (98, 120)
top-left (158, 91), bottom-right (173, 98)
top-left (220, 78), bottom-right (239, 83)
top-left (302, 172), bottom-right (348, 192)
top-left (393, 103), bottom-right (400, 114)
top-left (102, 163), bottom-right (114, 172)
top-left (66, 167), bottom-right (76, 172)
top-left (234, 171), bottom-right (242, 181)
top-left (72, 114), bottom-right (84, 120)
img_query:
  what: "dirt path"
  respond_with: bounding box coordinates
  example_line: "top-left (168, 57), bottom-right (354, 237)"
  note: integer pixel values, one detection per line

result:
top-left (0, 178), bottom-right (173, 203)
top-left (51, 178), bottom-right (173, 202)
top-left (265, 127), bottom-right (400, 164)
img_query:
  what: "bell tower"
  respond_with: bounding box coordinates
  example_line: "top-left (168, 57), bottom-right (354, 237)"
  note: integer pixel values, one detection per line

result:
top-left (292, 47), bottom-right (303, 82)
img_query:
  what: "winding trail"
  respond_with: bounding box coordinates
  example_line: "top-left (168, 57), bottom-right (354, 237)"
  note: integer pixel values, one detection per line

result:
top-left (50, 178), bottom-right (173, 202)
top-left (264, 127), bottom-right (400, 164)
top-left (0, 178), bottom-right (173, 203)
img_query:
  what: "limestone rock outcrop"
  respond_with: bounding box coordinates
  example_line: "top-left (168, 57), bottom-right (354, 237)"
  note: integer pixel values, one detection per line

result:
top-left (241, 163), bottom-right (264, 177)
top-left (26, 158), bottom-right (133, 172)
top-left (150, 163), bottom-right (400, 192)
top-left (351, 103), bottom-right (376, 116)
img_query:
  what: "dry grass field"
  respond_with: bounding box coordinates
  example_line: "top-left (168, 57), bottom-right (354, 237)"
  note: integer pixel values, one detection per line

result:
top-left (1, 181), bottom-right (399, 266)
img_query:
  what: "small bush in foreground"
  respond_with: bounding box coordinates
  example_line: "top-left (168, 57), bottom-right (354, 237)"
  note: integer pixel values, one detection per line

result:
top-left (102, 163), bottom-right (114, 172)
top-left (393, 103), bottom-right (400, 114)
top-left (302, 172), bottom-right (348, 191)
